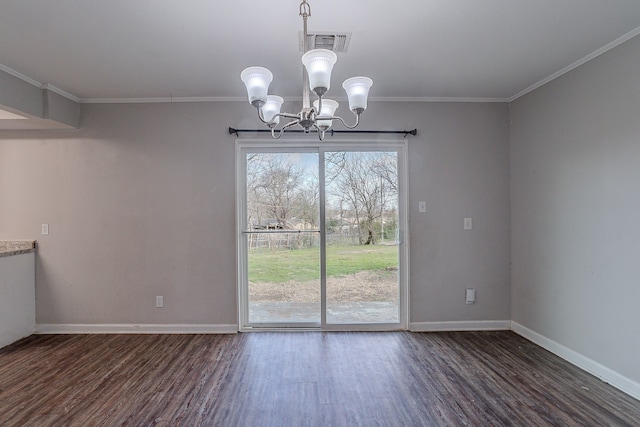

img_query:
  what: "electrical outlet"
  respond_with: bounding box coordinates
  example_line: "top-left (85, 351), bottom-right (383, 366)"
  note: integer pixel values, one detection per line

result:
top-left (156, 296), bottom-right (164, 308)
top-left (464, 218), bottom-right (472, 230)
top-left (41, 223), bottom-right (49, 235)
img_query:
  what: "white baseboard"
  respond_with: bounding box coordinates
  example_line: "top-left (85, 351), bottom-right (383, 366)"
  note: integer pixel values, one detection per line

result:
top-left (409, 320), bottom-right (511, 332)
top-left (35, 323), bottom-right (238, 334)
top-left (511, 321), bottom-right (640, 401)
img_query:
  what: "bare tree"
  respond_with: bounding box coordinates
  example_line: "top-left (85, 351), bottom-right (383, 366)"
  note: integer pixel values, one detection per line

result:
top-left (246, 153), bottom-right (312, 231)
top-left (327, 152), bottom-right (396, 245)
top-left (294, 176), bottom-right (319, 230)
top-left (246, 153), bottom-right (265, 228)
top-left (247, 151), bottom-right (397, 247)
top-left (373, 152), bottom-right (398, 194)
top-left (324, 151), bottom-right (347, 185)
top-left (257, 155), bottom-right (304, 229)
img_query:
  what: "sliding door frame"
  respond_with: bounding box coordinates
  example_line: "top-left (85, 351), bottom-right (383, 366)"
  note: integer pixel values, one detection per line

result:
top-left (236, 138), bottom-right (409, 331)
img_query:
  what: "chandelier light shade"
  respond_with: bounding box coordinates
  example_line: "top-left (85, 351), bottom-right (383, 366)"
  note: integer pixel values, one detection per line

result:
top-left (262, 95), bottom-right (284, 125)
top-left (301, 49), bottom-right (337, 96)
top-left (239, 0), bottom-right (373, 140)
top-left (240, 67), bottom-right (273, 107)
top-left (343, 76), bottom-right (373, 112)
top-left (312, 99), bottom-right (339, 130)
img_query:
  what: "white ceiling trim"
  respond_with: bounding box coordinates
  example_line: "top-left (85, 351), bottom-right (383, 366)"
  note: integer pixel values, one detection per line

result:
top-left (41, 84), bottom-right (80, 103)
top-left (79, 96), bottom-right (510, 104)
top-left (0, 64), bottom-right (80, 103)
top-left (508, 24), bottom-right (640, 102)
top-left (79, 96), bottom-right (244, 104)
top-left (0, 63), bottom-right (42, 87)
top-left (370, 97), bottom-right (509, 103)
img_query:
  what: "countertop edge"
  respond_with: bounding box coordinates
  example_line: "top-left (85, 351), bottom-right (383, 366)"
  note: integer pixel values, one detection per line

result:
top-left (0, 248), bottom-right (37, 258)
top-left (0, 241), bottom-right (38, 258)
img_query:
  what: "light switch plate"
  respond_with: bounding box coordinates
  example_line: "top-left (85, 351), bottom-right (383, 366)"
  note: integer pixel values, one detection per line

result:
top-left (466, 288), bottom-right (476, 304)
top-left (464, 218), bottom-right (472, 230)
top-left (418, 201), bottom-right (426, 213)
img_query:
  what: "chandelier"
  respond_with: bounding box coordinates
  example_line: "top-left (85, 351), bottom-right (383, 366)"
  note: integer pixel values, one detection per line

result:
top-left (240, 0), bottom-right (373, 140)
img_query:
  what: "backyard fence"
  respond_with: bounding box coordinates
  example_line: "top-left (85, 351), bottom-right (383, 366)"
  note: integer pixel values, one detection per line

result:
top-left (247, 230), bottom-right (398, 251)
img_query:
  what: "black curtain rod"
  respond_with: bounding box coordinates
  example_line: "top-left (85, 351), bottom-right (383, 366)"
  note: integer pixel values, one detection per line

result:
top-left (228, 127), bottom-right (417, 138)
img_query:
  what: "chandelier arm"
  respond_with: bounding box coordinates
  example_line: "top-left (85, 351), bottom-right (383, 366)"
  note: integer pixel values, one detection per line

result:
top-left (278, 112), bottom-right (301, 120)
top-left (255, 107), bottom-right (270, 125)
top-left (271, 127), bottom-right (284, 140)
top-left (271, 119), bottom-right (301, 139)
top-left (317, 113), bottom-right (361, 130)
top-left (256, 108), bottom-right (299, 126)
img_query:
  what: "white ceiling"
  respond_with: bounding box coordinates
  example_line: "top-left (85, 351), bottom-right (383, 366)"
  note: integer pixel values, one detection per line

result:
top-left (1, 0), bottom-right (640, 102)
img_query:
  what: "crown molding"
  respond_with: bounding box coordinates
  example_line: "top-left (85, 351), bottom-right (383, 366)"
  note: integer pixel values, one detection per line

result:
top-left (0, 63), bottom-right (42, 87)
top-left (41, 83), bottom-right (80, 103)
top-left (0, 64), bottom-right (80, 104)
top-left (80, 95), bottom-right (510, 104)
top-left (79, 96), bottom-right (244, 104)
top-left (509, 24), bottom-right (640, 102)
top-left (370, 96), bottom-right (509, 103)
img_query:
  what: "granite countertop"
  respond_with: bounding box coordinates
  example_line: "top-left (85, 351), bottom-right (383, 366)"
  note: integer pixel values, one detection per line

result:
top-left (0, 241), bottom-right (37, 258)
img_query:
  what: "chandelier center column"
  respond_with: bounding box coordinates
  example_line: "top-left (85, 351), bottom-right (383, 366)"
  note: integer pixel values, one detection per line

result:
top-left (301, 1), bottom-right (311, 111)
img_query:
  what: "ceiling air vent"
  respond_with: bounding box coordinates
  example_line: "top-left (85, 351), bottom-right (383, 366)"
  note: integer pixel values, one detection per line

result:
top-left (299, 32), bottom-right (352, 52)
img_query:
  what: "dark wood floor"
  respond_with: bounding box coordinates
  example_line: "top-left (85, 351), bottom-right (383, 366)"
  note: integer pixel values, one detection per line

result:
top-left (0, 331), bottom-right (638, 426)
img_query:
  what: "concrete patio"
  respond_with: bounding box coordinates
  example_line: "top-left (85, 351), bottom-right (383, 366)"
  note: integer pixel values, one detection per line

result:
top-left (248, 301), bottom-right (399, 324)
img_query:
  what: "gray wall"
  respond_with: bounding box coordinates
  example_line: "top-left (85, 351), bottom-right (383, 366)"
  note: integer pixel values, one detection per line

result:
top-left (401, 103), bottom-right (511, 323)
top-left (0, 70), bottom-right (42, 118)
top-left (0, 100), bottom-right (511, 326)
top-left (510, 35), bottom-right (640, 382)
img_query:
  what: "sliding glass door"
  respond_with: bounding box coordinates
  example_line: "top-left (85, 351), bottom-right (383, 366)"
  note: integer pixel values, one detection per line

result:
top-left (237, 142), bottom-right (407, 330)
top-left (243, 151), bottom-right (321, 325)
top-left (324, 151), bottom-right (400, 324)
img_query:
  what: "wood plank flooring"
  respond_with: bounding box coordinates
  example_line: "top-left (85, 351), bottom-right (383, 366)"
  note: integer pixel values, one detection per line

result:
top-left (0, 331), bottom-right (638, 426)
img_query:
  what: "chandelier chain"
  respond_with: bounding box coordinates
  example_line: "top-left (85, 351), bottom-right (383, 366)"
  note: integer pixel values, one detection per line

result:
top-left (299, 0), bottom-right (311, 18)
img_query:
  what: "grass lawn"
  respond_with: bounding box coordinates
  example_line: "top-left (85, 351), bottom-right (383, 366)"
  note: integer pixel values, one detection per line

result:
top-left (248, 244), bottom-right (398, 283)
